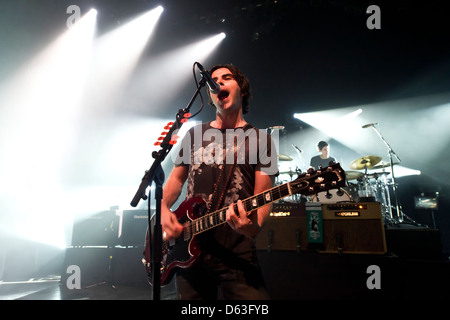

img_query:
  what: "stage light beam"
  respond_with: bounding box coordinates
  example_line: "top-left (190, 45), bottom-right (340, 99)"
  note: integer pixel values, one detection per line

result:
top-left (81, 6), bottom-right (163, 116)
top-left (122, 32), bottom-right (227, 113)
top-left (0, 9), bottom-right (97, 248)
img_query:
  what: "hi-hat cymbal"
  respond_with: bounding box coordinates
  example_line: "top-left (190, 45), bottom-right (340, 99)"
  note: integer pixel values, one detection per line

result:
top-left (366, 172), bottom-right (391, 179)
top-left (349, 155), bottom-right (382, 170)
top-left (345, 171), bottom-right (364, 180)
top-left (278, 154), bottom-right (293, 161)
top-left (370, 162), bottom-right (399, 170)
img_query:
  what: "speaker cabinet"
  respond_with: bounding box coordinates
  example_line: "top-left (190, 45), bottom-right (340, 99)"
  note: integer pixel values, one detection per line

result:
top-left (60, 247), bottom-right (149, 289)
top-left (321, 202), bottom-right (387, 254)
top-left (118, 210), bottom-right (149, 246)
top-left (71, 211), bottom-right (118, 247)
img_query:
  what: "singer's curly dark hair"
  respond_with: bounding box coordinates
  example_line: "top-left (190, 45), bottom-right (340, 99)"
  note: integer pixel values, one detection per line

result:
top-left (207, 64), bottom-right (251, 114)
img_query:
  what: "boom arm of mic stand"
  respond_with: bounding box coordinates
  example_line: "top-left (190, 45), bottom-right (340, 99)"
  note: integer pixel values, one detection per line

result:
top-left (130, 79), bottom-right (205, 207)
top-left (370, 126), bottom-right (401, 163)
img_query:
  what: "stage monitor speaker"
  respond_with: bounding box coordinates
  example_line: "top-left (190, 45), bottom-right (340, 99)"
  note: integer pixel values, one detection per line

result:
top-left (321, 202), bottom-right (387, 254)
top-left (255, 202), bottom-right (307, 252)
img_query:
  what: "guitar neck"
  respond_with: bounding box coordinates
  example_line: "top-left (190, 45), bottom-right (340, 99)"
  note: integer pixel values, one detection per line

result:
top-left (183, 163), bottom-right (345, 239)
top-left (185, 182), bottom-right (292, 237)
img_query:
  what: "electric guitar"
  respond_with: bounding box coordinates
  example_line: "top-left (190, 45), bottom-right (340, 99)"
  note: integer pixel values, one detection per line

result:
top-left (143, 163), bottom-right (345, 286)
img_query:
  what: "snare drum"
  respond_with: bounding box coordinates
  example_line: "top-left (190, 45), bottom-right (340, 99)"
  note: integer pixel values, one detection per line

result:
top-left (310, 188), bottom-right (352, 203)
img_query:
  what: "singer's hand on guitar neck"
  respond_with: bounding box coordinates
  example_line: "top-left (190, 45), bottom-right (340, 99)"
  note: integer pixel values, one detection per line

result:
top-left (226, 200), bottom-right (260, 238)
top-left (225, 170), bottom-right (274, 238)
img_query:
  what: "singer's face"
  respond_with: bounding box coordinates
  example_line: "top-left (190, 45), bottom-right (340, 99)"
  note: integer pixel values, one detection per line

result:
top-left (210, 68), bottom-right (243, 113)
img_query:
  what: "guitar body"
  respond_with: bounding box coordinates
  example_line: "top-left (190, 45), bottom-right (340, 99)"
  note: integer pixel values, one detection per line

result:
top-left (144, 196), bottom-right (207, 286)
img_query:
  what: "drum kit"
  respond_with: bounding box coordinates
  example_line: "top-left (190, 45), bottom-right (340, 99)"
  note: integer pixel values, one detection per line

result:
top-left (346, 155), bottom-right (400, 224)
top-left (269, 123), bottom-right (408, 226)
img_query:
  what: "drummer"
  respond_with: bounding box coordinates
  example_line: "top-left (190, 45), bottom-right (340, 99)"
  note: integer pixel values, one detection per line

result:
top-left (309, 140), bottom-right (336, 169)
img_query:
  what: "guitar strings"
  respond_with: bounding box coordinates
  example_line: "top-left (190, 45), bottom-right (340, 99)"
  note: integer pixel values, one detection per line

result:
top-left (183, 168), bottom-right (342, 237)
top-left (184, 182), bottom-right (293, 237)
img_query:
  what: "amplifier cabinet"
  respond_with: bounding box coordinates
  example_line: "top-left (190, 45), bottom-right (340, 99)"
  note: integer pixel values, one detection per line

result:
top-left (255, 202), bottom-right (307, 252)
top-left (321, 202), bottom-right (387, 254)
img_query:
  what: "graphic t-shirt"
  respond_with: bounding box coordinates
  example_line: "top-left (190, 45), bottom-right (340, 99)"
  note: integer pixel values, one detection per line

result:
top-left (175, 122), bottom-right (278, 261)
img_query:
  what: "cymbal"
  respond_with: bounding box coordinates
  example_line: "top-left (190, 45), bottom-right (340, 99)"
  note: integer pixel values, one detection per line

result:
top-left (279, 170), bottom-right (297, 176)
top-left (268, 125), bottom-right (285, 130)
top-left (349, 155), bottom-right (382, 170)
top-left (278, 154), bottom-right (293, 161)
top-left (370, 162), bottom-right (399, 170)
top-left (345, 171), bottom-right (364, 180)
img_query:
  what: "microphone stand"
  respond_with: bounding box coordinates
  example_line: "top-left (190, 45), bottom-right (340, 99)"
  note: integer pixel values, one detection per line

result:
top-left (292, 144), bottom-right (307, 173)
top-left (368, 124), bottom-right (404, 223)
top-left (130, 73), bottom-right (207, 300)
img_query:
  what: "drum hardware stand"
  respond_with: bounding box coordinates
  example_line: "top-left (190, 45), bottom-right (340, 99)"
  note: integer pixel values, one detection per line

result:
top-left (377, 170), bottom-right (396, 225)
top-left (367, 124), bottom-right (418, 226)
top-left (359, 163), bottom-right (376, 202)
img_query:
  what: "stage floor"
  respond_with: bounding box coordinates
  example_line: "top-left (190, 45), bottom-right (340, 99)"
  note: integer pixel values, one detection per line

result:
top-left (1, 251), bottom-right (449, 300)
top-left (0, 275), bottom-right (175, 300)
top-left (1, 223), bottom-right (449, 300)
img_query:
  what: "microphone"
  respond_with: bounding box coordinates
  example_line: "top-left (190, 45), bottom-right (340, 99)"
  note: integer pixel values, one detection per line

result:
top-left (197, 62), bottom-right (221, 94)
top-left (292, 144), bottom-right (302, 153)
top-left (362, 123), bottom-right (378, 128)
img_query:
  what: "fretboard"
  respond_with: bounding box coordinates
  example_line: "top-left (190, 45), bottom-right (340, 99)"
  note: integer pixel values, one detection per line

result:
top-left (183, 182), bottom-right (292, 239)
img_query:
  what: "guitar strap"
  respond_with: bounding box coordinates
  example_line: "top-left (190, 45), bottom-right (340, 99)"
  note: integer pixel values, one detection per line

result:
top-left (207, 125), bottom-right (251, 213)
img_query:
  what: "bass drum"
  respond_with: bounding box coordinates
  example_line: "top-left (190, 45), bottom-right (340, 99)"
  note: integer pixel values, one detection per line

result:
top-left (310, 188), bottom-right (352, 203)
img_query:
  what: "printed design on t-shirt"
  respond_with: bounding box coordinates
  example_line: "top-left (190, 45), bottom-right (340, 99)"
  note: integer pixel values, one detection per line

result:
top-left (187, 138), bottom-right (245, 209)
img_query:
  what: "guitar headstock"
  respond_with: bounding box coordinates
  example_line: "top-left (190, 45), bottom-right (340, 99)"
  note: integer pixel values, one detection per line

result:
top-left (290, 162), bottom-right (346, 196)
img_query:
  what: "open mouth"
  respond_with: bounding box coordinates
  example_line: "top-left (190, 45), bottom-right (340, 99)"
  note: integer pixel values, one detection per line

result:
top-left (218, 90), bottom-right (229, 101)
